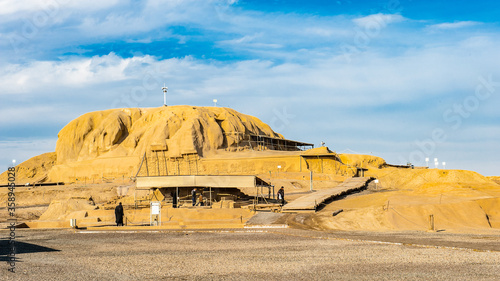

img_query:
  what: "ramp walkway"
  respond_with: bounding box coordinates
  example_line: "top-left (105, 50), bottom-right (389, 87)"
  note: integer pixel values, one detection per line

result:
top-left (281, 177), bottom-right (373, 212)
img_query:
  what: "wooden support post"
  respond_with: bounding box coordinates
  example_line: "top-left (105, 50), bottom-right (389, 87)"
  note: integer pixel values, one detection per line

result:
top-left (163, 151), bottom-right (168, 176)
top-left (429, 214), bottom-right (435, 231)
top-left (156, 151), bottom-right (160, 176)
top-left (299, 156), bottom-right (302, 172)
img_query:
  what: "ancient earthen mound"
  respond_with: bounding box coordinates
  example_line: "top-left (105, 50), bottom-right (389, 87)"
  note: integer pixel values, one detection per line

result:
top-left (339, 154), bottom-right (386, 169)
top-left (0, 106), bottom-right (285, 182)
top-left (56, 106), bottom-right (282, 164)
top-left (1, 105), bottom-right (499, 233)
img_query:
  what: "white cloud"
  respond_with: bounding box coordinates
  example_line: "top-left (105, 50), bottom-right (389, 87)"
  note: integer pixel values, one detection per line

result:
top-left (2, 34), bottom-right (500, 108)
top-left (0, 1), bottom-right (353, 59)
top-left (218, 34), bottom-right (283, 49)
top-left (2, 48), bottom-right (500, 175)
top-left (75, 0), bottom-right (239, 37)
top-left (0, 0), bottom-right (121, 16)
top-left (428, 21), bottom-right (480, 30)
top-left (0, 53), bottom-right (158, 94)
top-left (353, 13), bottom-right (405, 28)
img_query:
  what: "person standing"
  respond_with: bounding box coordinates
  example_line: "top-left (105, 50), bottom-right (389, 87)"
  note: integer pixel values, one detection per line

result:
top-left (191, 188), bottom-right (197, 206)
top-left (277, 186), bottom-right (285, 206)
top-left (115, 202), bottom-right (124, 226)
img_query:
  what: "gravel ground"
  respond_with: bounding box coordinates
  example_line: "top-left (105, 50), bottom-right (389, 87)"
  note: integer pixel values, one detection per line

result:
top-left (1, 228), bottom-right (499, 281)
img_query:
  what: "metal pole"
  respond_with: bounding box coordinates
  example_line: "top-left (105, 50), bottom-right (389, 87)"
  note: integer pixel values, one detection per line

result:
top-left (310, 170), bottom-right (313, 192)
top-left (162, 85), bottom-right (168, 106)
top-left (254, 186), bottom-right (257, 208)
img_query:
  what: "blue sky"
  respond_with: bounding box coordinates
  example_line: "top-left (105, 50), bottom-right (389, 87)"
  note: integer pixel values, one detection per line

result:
top-left (1, 0), bottom-right (499, 175)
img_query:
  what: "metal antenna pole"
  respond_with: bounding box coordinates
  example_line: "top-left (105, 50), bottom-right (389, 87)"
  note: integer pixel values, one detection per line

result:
top-left (162, 84), bottom-right (168, 106)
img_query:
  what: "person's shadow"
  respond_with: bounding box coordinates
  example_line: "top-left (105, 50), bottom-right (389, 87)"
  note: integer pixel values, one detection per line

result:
top-left (0, 239), bottom-right (60, 262)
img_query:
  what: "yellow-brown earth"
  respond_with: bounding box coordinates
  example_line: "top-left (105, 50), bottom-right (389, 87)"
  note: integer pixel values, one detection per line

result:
top-left (1, 106), bottom-right (499, 233)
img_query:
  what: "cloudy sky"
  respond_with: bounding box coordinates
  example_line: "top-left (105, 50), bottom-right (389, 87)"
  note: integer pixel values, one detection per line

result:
top-left (1, 0), bottom-right (499, 175)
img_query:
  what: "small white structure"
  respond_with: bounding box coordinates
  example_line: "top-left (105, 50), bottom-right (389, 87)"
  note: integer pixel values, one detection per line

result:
top-left (70, 219), bottom-right (77, 228)
top-left (150, 201), bottom-right (161, 226)
top-left (162, 84), bottom-right (168, 106)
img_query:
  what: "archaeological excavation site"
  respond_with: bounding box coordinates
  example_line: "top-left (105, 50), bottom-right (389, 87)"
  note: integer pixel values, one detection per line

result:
top-left (1, 106), bottom-right (499, 232)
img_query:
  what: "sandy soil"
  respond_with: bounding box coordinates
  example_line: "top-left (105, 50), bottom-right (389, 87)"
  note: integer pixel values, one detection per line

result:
top-left (0, 182), bottom-right (125, 223)
top-left (1, 228), bottom-right (499, 280)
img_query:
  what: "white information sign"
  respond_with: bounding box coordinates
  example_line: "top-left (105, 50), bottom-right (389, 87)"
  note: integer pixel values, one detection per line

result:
top-left (150, 201), bottom-right (162, 226)
top-left (151, 202), bottom-right (161, 215)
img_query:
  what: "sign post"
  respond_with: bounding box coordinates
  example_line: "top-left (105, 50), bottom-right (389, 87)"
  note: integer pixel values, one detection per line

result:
top-left (150, 201), bottom-right (161, 226)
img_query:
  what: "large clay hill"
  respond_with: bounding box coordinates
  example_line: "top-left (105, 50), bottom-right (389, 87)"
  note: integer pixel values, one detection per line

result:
top-left (2, 106), bottom-right (284, 183)
top-left (1, 106), bottom-right (499, 232)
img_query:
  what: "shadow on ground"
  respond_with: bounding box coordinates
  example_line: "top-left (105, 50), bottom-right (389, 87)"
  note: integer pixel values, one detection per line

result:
top-left (0, 239), bottom-right (60, 262)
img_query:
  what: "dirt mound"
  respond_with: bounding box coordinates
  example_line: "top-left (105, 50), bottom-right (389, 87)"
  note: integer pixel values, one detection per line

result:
top-left (487, 176), bottom-right (500, 185)
top-left (339, 154), bottom-right (386, 169)
top-left (315, 187), bottom-right (500, 232)
top-left (0, 152), bottom-right (57, 185)
top-left (56, 106), bottom-right (282, 164)
top-left (373, 168), bottom-right (497, 195)
top-left (39, 198), bottom-right (96, 221)
top-left (301, 146), bottom-right (333, 155)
